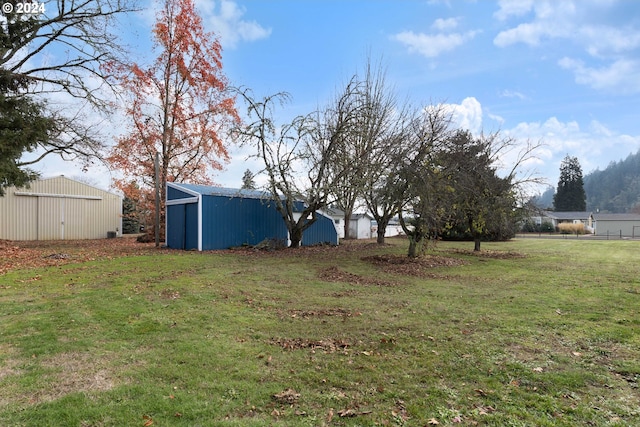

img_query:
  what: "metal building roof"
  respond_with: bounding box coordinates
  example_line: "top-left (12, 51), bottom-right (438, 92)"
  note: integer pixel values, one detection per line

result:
top-left (173, 183), bottom-right (270, 200)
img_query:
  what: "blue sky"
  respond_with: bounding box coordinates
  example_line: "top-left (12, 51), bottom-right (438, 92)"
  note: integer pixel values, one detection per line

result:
top-left (32, 0), bottom-right (640, 195)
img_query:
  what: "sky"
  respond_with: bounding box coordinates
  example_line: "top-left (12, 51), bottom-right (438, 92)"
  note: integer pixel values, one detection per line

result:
top-left (27, 0), bottom-right (640, 197)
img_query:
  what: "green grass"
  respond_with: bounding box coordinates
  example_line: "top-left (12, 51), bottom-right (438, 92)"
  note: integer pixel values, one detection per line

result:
top-left (1, 238), bottom-right (639, 426)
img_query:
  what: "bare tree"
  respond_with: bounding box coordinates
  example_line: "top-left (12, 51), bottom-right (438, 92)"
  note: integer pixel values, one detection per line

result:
top-left (361, 120), bottom-right (413, 244)
top-left (1, 0), bottom-right (138, 183)
top-left (235, 88), bottom-right (352, 248)
top-left (326, 60), bottom-right (410, 239)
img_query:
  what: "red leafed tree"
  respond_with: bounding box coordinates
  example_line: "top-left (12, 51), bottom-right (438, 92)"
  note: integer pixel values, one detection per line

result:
top-left (107, 0), bottom-right (239, 240)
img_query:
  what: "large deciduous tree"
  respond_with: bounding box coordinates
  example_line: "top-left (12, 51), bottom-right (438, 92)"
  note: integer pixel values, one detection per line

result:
top-left (327, 60), bottom-right (410, 240)
top-left (0, 0), bottom-right (137, 192)
top-left (235, 87), bottom-right (353, 248)
top-left (107, 0), bottom-right (239, 238)
top-left (553, 155), bottom-right (586, 212)
top-left (397, 104), bottom-right (454, 257)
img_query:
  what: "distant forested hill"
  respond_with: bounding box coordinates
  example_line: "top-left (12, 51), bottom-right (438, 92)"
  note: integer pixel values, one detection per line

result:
top-left (584, 150), bottom-right (640, 213)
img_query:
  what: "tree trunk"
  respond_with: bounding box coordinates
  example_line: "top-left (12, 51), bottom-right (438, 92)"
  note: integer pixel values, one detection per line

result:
top-left (376, 219), bottom-right (389, 244)
top-left (469, 215), bottom-right (481, 251)
top-left (343, 211), bottom-right (352, 239)
top-left (407, 232), bottom-right (424, 258)
top-left (408, 238), bottom-right (417, 258)
top-left (289, 230), bottom-right (302, 248)
top-left (289, 227), bottom-right (303, 248)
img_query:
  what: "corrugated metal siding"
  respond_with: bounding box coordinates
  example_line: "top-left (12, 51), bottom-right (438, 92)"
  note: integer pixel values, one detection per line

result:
top-left (166, 202), bottom-right (199, 249)
top-left (301, 212), bottom-right (339, 246)
top-left (595, 220), bottom-right (639, 237)
top-left (165, 183), bottom-right (339, 251)
top-left (37, 197), bottom-right (63, 240)
top-left (0, 176), bottom-right (122, 241)
top-left (201, 196), bottom-right (288, 250)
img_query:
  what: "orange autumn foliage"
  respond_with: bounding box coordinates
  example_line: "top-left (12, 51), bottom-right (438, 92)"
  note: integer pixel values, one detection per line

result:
top-left (107, 0), bottom-right (239, 238)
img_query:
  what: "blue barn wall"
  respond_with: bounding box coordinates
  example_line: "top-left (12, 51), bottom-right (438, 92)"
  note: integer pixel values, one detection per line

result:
top-left (201, 196), bottom-right (288, 250)
top-left (166, 202), bottom-right (199, 250)
top-left (166, 183), bottom-right (338, 251)
top-left (300, 211), bottom-right (339, 246)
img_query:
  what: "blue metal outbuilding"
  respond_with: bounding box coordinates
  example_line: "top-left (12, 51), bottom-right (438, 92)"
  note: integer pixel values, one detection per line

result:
top-left (166, 183), bottom-right (339, 250)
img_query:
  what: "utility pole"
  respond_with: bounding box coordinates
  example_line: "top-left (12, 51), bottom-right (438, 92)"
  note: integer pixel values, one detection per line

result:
top-left (155, 152), bottom-right (160, 248)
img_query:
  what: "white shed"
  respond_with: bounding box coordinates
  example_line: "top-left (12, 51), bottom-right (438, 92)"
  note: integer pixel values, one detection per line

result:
top-left (324, 207), bottom-right (345, 239)
top-left (0, 176), bottom-right (122, 241)
top-left (349, 213), bottom-right (374, 239)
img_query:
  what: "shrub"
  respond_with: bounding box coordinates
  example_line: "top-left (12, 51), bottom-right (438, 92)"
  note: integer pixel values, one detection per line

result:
top-left (558, 222), bottom-right (586, 235)
top-left (540, 221), bottom-right (555, 233)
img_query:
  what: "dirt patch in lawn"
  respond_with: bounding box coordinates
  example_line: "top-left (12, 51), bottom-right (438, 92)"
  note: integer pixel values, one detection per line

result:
top-left (362, 254), bottom-right (467, 277)
top-left (444, 248), bottom-right (527, 259)
top-left (1, 351), bottom-right (123, 407)
top-left (318, 266), bottom-right (399, 287)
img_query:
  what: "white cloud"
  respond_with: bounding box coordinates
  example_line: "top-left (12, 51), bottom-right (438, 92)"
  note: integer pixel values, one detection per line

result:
top-left (494, 15), bottom-right (572, 47)
top-left (499, 89), bottom-right (527, 100)
top-left (579, 25), bottom-right (640, 57)
top-left (494, 1), bottom-right (640, 53)
top-left (559, 57), bottom-right (640, 93)
top-left (493, 1), bottom-right (640, 93)
top-left (198, 0), bottom-right (271, 49)
top-left (503, 116), bottom-right (640, 183)
top-left (493, 0), bottom-right (535, 21)
top-left (393, 29), bottom-right (479, 58)
top-left (431, 17), bottom-right (459, 32)
top-left (441, 97), bottom-right (484, 135)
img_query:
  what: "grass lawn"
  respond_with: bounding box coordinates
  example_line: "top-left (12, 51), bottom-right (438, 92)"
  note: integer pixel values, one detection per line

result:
top-left (0, 237), bottom-right (639, 426)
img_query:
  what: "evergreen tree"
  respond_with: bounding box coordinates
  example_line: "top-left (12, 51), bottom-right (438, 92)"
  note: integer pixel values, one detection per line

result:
top-left (241, 169), bottom-right (256, 190)
top-left (122, 197), bottom-right (142, 234)
top-left (553, 155), bottom-right (586, 211)
top-left (0, 72), bottom-right (54, 195)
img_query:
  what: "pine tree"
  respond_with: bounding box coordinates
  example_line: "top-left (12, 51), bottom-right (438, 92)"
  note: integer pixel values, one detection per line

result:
top-left (241, 169), bottom-right (256, 189)
top-left (554, 155), bottom-right (586, 211)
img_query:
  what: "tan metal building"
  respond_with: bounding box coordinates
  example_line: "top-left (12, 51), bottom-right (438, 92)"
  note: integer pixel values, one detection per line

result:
top-left (0, 176), bottom-right (122, 241)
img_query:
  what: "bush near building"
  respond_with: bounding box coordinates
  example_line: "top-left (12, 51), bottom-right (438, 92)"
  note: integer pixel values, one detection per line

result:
top-left (558, 222), bottom-right (586, 235)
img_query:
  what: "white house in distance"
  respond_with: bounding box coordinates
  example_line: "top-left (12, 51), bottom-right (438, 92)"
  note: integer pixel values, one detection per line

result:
top-left (371, 218), bottom-right (404, 238)
top-left (0, 176), bottom-right (122, 240)
top-left (536, 211), bottom-right (594, 232)
top-left (319, 207), bottom-right (408, 240)
top-left (530, 210), bottom-right (640, 238)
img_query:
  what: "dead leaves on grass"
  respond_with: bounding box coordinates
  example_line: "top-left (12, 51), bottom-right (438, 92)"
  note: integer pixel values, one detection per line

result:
top-left (318, 266), bottom-right (398, 286)
top-left (285, 308), bottom-right (360, 319)
top-left (362, 254), bottom-right (467, 277)
top-left (272, 388), bottom-right (301, 404)
top-left (0, 237), bottom-right (157, 274)
top-left (445, 248), bottom-right (527, 259)
top-left (269, 337), bottom-right (351, 353)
